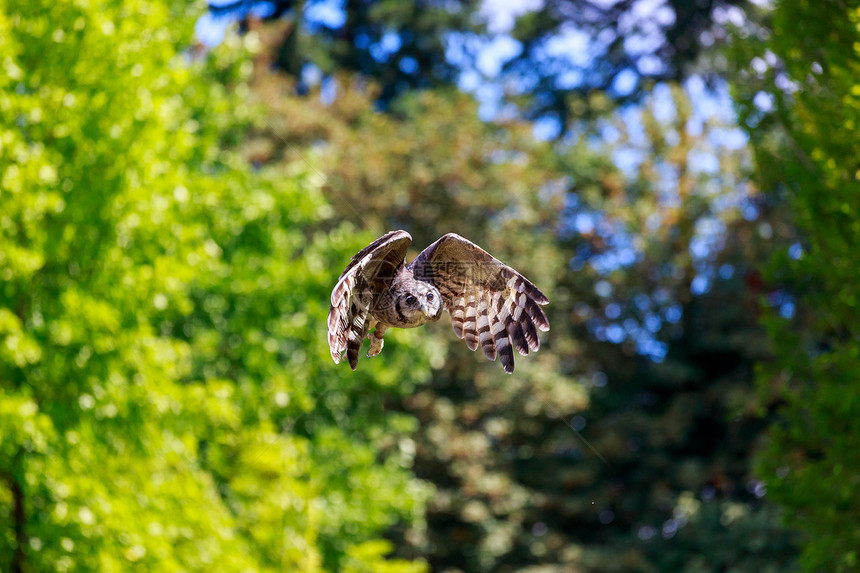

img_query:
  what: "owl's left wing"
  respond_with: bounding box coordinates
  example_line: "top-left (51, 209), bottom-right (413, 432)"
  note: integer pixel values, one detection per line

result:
top-left (410, 233), bottom-right (549, 373)
top-left (328, 230), bottom-right (412, 369)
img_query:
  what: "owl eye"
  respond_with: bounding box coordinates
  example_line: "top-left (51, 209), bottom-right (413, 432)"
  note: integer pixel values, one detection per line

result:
top-left (405, 295), bottom-right (417, 305)
top-left (426, 293), bottom-right (434, 301)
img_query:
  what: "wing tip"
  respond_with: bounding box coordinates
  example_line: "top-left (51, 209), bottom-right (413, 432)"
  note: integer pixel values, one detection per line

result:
top-left (530, 284), bottom-right (550, 306)
top-left (439, 232), bottom-right (465, 242)
top-left (498, 343), bottom-right (515, 374)
top-left (382, 229), bottom-right (412, 245)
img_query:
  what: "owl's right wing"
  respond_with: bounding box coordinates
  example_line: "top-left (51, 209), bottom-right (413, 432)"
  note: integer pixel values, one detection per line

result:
top-left (328, 230), bottom-right (412, 369)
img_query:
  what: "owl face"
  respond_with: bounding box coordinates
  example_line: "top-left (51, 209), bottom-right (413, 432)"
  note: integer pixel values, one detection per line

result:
top-left (395, 282), bottom-right (443, 325)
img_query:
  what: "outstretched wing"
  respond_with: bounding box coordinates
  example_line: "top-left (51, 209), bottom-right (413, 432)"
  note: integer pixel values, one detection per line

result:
top-left (328, 230), bottom-right (412, 369)
top-left (410, 233), bottom-right (549, 373)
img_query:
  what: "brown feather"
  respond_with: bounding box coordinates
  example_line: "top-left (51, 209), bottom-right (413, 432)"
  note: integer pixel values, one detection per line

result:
top-left (507, 318), bottom-right (529, 356)
top-left (451, 295), bottom-right (466, 339)
top-left (409, 232), bottom-right (550, 373)
top-left (327, 231), bottom-right (411, 368)
top-left (520, 309), bottom-right (541, 352)
top-left (496, 331), bottom-right (514, 373)
top-left (463, 294), bottom-right (478, 351)
top-left (345, 295), bottom-right (371, 369)
top-left (478, 294), bottom-right (495, 360)
top-left (522, 296), bottom-right (550, 331)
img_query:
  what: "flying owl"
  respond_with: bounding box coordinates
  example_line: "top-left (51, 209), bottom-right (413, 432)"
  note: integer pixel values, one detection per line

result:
top-left (327, 231), bottom-right (550, 373)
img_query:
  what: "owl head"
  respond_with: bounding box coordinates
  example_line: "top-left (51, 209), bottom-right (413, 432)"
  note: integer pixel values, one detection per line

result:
top-left (395, 281), bottom-right (443, 324)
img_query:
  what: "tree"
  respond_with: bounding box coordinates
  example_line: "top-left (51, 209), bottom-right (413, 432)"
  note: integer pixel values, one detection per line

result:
top-left (240, 25), bottom-right (799, 566)
top-left (503, 0), bottom-right (755, 122)
top-left (0, 1), bottom-right (430, 571)
top-left (201, 0), bottom-right (761, 119)
top-left (733, 0), bottom-right (860, 570)
top-left (387, 86), bottom-right (797, 573)
top-left (197, 0), bottom-right (483, 105)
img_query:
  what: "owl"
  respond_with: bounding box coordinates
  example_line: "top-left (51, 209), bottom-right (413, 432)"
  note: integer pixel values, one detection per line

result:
top-left (328, 230), bottom-right (550, 373)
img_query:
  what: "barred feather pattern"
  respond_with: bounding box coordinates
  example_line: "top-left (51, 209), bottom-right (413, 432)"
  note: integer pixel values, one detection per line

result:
top-left (329, 231), bottom-right (550, 373)
top-left (328, 231), bottom-right (412, 369)
top-left (411, 233), bottom-right (550, 373)
top-left (328, 278), bottom-right (374, 369)
top-left (477, 294), bottom-right (494, 360)
top-left (438, 274), bottom-right (549, 372)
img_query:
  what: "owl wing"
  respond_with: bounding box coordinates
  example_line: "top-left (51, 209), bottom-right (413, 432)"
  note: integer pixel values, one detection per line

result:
top-left (328, 230), bottom-right (412, 369)
top-left (410, 233), bottom-right (549, 373)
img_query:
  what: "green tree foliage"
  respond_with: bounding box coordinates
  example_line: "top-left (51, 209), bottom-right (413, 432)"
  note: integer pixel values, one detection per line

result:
top-left (502, 0), bottom-right (754, 119)
top-left (208, 0), bottom-right (763, 119)
top-left (259, 0), bottom-right (482, 105)
top-left (0, 1), bottom-right (430, 571)
top-left (733, 0), bottom-right (860, 570)
top-left (0, 0), bottom-right (823, 570)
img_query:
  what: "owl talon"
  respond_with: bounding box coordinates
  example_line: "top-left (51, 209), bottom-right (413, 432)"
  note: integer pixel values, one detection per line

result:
top-left (367, 335), bottom-right (384, 357)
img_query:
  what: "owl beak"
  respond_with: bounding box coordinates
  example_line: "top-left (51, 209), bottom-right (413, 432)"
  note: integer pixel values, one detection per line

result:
top-left (422, 302), bottom-right (441, 319)
top-left (421, 301), bottom-right (439, 319)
